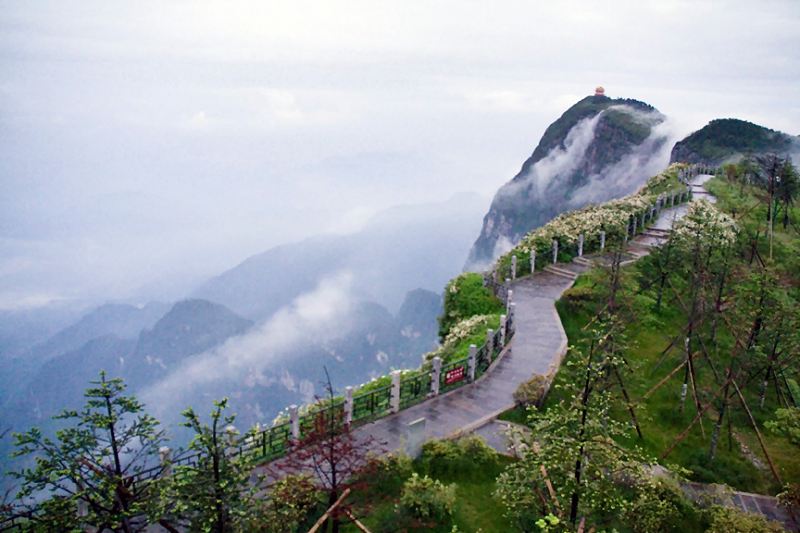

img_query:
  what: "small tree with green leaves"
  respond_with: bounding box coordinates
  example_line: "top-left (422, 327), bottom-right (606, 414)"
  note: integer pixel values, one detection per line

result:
top-left (496, 339), bottom-right (650, 530)
top-left (150, 398), bottom-right (257, 532)
top-left (10, 372), bottom-right (166, 532)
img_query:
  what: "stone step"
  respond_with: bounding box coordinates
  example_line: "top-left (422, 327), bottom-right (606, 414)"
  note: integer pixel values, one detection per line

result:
top-left (543, 264), bottom-right (578, 280)
top-left (572, 256), bottom-right (594, 267)
top-left (626, 249), bottom-right (649, 259)
top-left (641, 230), bottom-right (668, 240)
top-left (647, 227), bottom-right (671, 235)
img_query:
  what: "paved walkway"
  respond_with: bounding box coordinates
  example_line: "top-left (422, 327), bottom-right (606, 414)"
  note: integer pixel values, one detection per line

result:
top-left (350, 269), bottom-right (574, 450)
top-left (346, 179), bottom-right (707, 455)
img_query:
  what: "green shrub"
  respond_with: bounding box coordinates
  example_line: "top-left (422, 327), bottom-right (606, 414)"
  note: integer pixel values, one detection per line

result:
top-left (439, 273), bottom-right (504, 340)
top-left (704, 505), bottom-right (784, 533)
top-left (247, 474), bottom-right (322, 533)
top-left (513, 375), bottom-right (549, 407)
top-left (765, 407), bottom-right (800, 446)
top-left (367, 452), bottom-right (414, 498)
top-left (561, 285), bottom-right (597, 313)
top-left (625, 478), bottom-right (698, 533)
top-left (399, 473), bottom-right (456, 521)
top-left (419, 436), bottom-right (499, 479)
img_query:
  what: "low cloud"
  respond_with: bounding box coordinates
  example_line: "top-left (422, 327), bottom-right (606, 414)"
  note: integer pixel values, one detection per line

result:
top-left (497, 111), bottom-right (605, 203)
top-left (140, 271), bottom-right (355, 420)
top-left (568, 106), bottom-right (676, 206)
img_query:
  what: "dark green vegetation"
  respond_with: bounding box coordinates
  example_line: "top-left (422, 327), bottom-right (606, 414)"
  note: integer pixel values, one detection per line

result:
top-left (670, 118), bottom-right (798, 167)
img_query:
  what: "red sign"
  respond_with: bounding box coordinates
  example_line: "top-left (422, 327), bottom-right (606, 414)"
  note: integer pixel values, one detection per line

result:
top-left (444, 366), bottom-right (466, 385)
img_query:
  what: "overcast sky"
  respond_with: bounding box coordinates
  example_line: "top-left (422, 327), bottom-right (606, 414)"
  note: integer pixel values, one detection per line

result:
top-left (1, 0), bottom-right (798, 310)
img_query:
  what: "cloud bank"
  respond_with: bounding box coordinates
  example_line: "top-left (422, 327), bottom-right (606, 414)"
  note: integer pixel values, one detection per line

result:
top-left (140, 271), bottom-right (355, 420)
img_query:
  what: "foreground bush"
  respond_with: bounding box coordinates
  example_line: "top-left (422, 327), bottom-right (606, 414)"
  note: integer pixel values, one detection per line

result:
top-left (399, 473), bottom-right (456, 521)
top-left (419, 436), bottom-right (499, 479)
top-left (513, 375), bottom-right (549, 407)
top-left (705, 505), bottom-right (784, 533)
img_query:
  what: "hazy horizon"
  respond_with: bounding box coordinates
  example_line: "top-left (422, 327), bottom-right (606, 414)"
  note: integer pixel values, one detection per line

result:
top-left (2, 1), bottom-right (799, 311)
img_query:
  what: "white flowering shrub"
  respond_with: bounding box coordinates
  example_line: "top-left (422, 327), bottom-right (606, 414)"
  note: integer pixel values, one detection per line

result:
top-left (671, 199), bottom-right (737, 248)
top-left (424, 314), bottom-right (494, 364)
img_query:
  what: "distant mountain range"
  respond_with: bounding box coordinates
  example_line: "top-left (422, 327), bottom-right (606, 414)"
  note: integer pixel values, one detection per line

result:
top-left (466, 93), bottom-right (673, 268)
top-left (194, 192), bottom-right (487, 320)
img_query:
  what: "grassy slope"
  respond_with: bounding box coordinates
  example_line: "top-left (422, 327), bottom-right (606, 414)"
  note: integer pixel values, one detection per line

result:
top-left (535, 175), bottom-right (800, 495)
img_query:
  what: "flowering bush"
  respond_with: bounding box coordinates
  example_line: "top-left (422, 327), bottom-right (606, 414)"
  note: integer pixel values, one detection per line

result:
top-left (671, 199), bottom-right (737, 248)
top-left (424, 314), bottom-right (494, 364)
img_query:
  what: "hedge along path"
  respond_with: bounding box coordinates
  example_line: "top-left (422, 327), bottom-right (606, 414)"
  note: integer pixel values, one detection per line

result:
top-left (338, 176), bottom-right (711, 457)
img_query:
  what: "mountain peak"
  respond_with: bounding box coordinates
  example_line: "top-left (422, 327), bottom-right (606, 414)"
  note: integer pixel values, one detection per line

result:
top-left (466, 93), bottom-right (670, 269)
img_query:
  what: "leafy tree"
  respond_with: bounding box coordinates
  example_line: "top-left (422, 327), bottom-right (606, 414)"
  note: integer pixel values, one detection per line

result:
top-left (150, 398), bottom-right (257, 532)
top-left (10, 372), bottom-right (166, 532)
top-left (496, 341), bottom-right (649, 530)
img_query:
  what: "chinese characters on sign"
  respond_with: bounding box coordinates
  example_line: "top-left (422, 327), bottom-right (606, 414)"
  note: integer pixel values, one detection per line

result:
top-left (444, 366), bottom-right (465, 385)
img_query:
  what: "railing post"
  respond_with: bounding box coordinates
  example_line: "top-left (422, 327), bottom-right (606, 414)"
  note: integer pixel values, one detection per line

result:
top-left (431, 357), bottom-right (442, 396)
top-left (577, 233), bottom-right (584, 257)
top-left (632, 215), bottom-right (637, 235)
top-left (77, 482), bottom-right (88, 518)
top-left (506, 288), bottom-right (513, 315)
top-left (486, 328), bottom-right (495, 364)
top-left (390, 370), bottom-right (401, 413)
top-left (499, 314), bottom-right (507, 347)
top-left (225, 424), bottom-right (239, 456)
top-left (530, 248), bottom-right (536, 273)
top-left (600, 230), bottom-right (606, 251)
top-left (289, 405), bottom-right (299, 440)
top-left (511, 254), bottom-right (517, 280)
top-left (640, 211), bottom-right (646, 231)
top-left (344, 386), bottom-right (354, 426)
top-left (552, 239), bottom-right (558, 264)
top-left (468, 344), bottom-right (477, 382)
top-left (159, 446), bottom-right (172, 476)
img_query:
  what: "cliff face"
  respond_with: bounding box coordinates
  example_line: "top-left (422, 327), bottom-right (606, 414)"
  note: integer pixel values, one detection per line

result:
top-left (670, 118), bottom-right (799, 167)
top-left (465, 94), bottom-right (671, 269)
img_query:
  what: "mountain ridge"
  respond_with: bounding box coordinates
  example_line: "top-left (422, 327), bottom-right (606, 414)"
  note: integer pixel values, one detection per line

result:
top-left (670, 118), bottom-right (800, 166)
